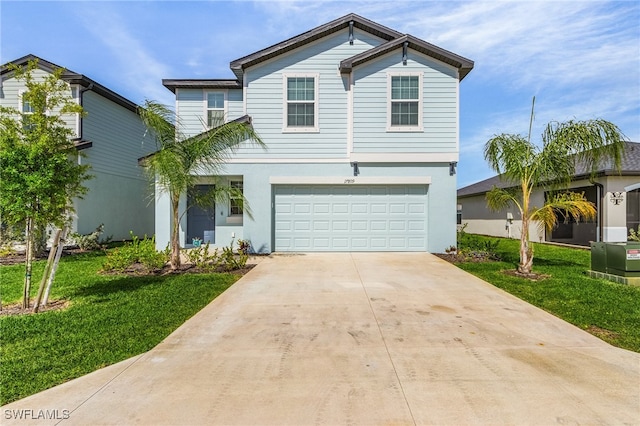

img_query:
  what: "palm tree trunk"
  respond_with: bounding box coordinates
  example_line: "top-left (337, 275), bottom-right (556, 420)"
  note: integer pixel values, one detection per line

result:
top-left (518, 215), bottom-right (534, 274)
top-left (170, 194), bottom-right (181, 270)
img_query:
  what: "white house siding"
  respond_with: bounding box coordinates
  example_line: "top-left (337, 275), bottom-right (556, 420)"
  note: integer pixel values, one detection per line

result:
top-left (76, 91), bottom-right (154, 240)
top-left (352, 51), bottom-right (458, 153)
top-left (0, 69), bottom-right (79, 136)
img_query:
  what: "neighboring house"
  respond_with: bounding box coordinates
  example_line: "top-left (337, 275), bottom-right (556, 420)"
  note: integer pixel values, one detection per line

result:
top-left (1, 54), bottom-right (155, 240)
top-left (457, 142), bottom-right (640, 246)
top-left (156, 13), bottom-right (474, 253)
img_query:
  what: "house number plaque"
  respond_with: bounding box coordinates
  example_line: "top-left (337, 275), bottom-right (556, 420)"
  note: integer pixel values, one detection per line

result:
top-left (610, 192), bottom-right (624, 205)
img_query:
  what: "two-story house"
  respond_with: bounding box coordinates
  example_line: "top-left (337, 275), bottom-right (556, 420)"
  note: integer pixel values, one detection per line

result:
top-left (1, 55), bottom-right (155, 241)
top-left (157, 13), bottom-right (473, 253)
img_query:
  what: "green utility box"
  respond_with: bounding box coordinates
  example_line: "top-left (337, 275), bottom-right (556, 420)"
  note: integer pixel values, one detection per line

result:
top-left (591, 242), bottom-right (640, 277)
top-left (605, 242), bottom-right (640, 277)
top-left (590, 242), bottom-right (607, 273)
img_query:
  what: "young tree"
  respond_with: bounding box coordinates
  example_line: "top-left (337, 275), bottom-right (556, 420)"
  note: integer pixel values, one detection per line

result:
top-left (138, 100), bottom-right (264, 270)
top-left (0, 60), bottom-right (91, 308)
top-left (484, 102), bottom-right (625, 275)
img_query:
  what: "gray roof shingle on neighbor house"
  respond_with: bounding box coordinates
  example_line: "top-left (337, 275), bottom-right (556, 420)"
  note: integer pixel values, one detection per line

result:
top-left (1, 54), bottom-right (140, 114)
top-left (457, 141), bottom-right (640, 198)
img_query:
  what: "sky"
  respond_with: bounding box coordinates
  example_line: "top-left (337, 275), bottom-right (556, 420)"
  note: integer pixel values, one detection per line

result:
top-left (2, 0), bottom-right (639, 188)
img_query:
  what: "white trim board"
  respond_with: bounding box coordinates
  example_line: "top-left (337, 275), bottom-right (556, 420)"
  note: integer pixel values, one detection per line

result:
top-left (269, 176), bottom-right (431, 185)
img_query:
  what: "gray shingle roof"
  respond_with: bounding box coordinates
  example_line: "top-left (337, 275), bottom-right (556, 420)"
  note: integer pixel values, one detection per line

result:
top-left (457, 141), bottom-right (640, 198)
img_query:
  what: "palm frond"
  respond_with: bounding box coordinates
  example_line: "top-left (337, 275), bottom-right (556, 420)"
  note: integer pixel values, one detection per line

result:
top-left (531, 191), bottom-right (596, 233)
top-left (543, 119), bottom-right (626, 180)
top-left (485, 186), bottom-right (521, 213)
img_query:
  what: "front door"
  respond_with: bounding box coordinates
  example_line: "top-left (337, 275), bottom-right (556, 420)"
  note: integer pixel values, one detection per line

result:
top-left (187, 185), bottom-right (215, 244)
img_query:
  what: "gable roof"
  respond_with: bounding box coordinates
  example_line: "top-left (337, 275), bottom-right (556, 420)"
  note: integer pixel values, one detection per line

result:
top-left (229, 13), bottom-right (473, 83)
top-left (1, 54), bottom-right (139, 113)
top-left (163, 14), bottom-right (474, 92)
top-left (457, 141), bottom-right (640, 198)
top-left (339, 34), bottom-right (474, 80)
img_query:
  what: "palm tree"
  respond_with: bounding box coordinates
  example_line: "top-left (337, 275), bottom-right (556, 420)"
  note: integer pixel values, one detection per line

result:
top-left (138, 100), bottom-right (264, 270)
top-left (484, 108), bottom-right (625, 275)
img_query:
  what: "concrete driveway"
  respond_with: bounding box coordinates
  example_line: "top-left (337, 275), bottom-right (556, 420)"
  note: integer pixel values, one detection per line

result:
top-left (3, 253), bottom-right (639, 425)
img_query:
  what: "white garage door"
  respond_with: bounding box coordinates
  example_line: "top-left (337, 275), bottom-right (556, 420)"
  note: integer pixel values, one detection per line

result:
top-left (274, 185), bottom-right (427, 251)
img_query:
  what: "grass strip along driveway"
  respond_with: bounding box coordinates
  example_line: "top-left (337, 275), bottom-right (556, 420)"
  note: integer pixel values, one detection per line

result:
top-left (0, 251), bottom-right (238, 405)
top-left (454, 236), bottom-right (640, 353)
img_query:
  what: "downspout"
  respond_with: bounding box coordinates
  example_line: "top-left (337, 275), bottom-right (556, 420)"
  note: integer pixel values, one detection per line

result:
top-left (591, 179), bottom-right (604, 242)
top-left (76, 83), bottom-right (94, 142)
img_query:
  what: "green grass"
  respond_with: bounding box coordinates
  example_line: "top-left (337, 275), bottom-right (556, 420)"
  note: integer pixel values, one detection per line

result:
top-left (455, 236), bottom-right (640, 352)
top-left (0, 250), bottom-right (239, 405)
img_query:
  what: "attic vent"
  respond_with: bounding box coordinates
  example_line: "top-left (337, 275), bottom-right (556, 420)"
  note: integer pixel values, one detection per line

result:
top-left (349, 21), bottom-right (354, 45)
top-left (402, 41), bottom-right (408, 65)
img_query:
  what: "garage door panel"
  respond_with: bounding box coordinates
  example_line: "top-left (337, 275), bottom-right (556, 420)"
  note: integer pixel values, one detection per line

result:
top-left (333, 204), bottom-right (349, 214)
top-left (351, 203), bottom-right (368, 214)
top-left (274, 184), bottom-right (427, 251)
top-left (314, 204), bottom-right (330, 214)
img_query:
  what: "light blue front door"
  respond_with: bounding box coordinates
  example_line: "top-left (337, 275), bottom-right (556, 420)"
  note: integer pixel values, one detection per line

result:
top-left (274, 185), bottom-right (428, 251)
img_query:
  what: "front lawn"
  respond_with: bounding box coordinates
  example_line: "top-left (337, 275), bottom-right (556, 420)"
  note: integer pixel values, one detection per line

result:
top-left (454, 235), bottom-right (640, 352)
top-left (0, 250), bottom-right (239, 405)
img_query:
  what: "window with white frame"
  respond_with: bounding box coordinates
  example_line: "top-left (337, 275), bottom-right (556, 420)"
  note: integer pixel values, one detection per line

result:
top-left (284, 74), bottom-right (318, 131)
top-left (388, 74), bottom-right (422, 131)
top-left (206, 92), bottom-right (225, 128)
top-left (19, 90), bottom-right (35, 131)
top-left (229, 180), bottom-right (243, 216)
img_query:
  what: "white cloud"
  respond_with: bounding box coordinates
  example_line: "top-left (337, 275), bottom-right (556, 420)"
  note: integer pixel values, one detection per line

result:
top-left (72, 3), bottom-right (173, 105)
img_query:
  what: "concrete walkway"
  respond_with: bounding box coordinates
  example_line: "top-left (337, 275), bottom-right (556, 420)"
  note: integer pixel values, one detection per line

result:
top-left (3, 253), bottom-right (639, 425)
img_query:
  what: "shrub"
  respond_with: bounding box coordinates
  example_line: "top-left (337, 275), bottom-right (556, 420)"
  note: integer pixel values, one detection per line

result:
top-left (70, 224), bottom-right (112, 251)
top-left (184, 243), bottom-right (221, 272)
top-left (102, 233), bottom-right (168, 272)
top-left (455, 224), bottom-right (501, 261)
top-left (629, 227), bottom-right (640, 242)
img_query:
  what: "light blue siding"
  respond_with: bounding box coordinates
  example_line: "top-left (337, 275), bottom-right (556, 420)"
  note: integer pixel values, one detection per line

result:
top-left (353, 50), bottom-right (459, 153)
top-left (228, 89), bottom-right (243, 119)
top-left (176, 89), bottom-right (205, 137)
top-left (234, 29), bottom-right (385, 158)
top-left (79, 91), bottom-right (155, 239)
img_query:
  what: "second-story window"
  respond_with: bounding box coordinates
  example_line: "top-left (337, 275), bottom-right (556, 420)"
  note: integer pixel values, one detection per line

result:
top-left (283, 74), bottom-right (318, 132)
top-left (388, 74), bottom-right (423, 131)
top-left (19, 91), bottom-right (35, 131)
top-left (206, 92), bottom-right (225, 128)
